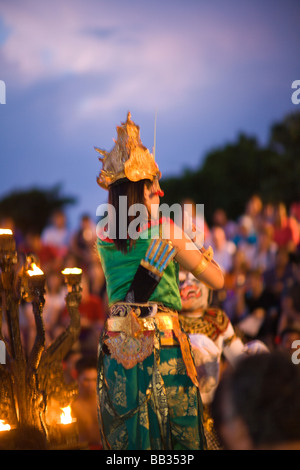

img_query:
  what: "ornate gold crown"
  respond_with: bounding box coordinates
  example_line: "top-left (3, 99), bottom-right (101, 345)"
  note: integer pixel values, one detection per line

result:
top-left (95, 112), bottom-right (160, 190)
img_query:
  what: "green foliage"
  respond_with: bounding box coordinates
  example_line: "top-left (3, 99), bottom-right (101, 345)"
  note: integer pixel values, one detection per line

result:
top-left (0, 184), bottom-right (76, 235)
top-left (161, 111), bottom-right (300, 224)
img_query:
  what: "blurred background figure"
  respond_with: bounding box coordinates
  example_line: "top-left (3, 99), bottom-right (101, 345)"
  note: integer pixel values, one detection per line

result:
top-left (263, 247), bottom-right (294, 306)
top-left (63, 349), bottom-right (83, 385)
top-left (233, 269), bottom-right (278, 347)
top-left (245, 194), bottom-right (263, 233)
top-left (71, 356), bottom-right (102, 450)
top-left (278, 257), bottom-right (300, 334)
top-left (211, 352), bottom-right (300, 450)
top-left (232, 215), bottom-right (257, 265)
top-left (212, 208), bottom-right (237, 241)
top-left (210, 226), bottom-right (236, 274)
top-left (276, 323), bottom-right (300, 360)
top-left (222, 249), bottom-right (250, 320)
top-left (178, 272), bottom-right (268, 449)
top-left (43, 270), bottom-right (67, 346)
top-left (272, 202), bottom-right (299, 252)
top-left (41, 209), bottom-right (70, 260)
top-left (70, 213), bottom-right (98, 270)
top-left (250, 223), bottom-right (277, 272)
top-left (181, 198), bottom-right (210, 246)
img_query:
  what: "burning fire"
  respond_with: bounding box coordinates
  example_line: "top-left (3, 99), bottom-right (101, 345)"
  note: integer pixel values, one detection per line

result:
top-left (27, 263), bottom-right (44, 277)
top-left (61, 268), bottom-right (82, 275)
top-left (0, 420), bottom-right (11, 431)
top-left (60, 406), bottom-right (74, 425)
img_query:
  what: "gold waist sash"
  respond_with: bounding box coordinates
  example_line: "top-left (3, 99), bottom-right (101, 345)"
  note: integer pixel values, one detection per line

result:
top-left (104, 308), bottom-right (198, 388)
top-left (107, 313), bottom-right (177, 336)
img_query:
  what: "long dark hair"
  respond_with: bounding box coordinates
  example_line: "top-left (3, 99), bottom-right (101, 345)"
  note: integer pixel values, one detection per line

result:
top-left (108, 178), bottom-right (152, 253)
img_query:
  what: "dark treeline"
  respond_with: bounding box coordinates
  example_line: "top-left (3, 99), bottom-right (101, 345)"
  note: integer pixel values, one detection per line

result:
top-left (161, 111), bottom-right (300, 224)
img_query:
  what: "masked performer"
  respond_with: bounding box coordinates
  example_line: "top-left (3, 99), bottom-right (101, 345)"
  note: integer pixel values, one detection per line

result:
top-left (95, 112), bottom-right (224, 451)
top-left (178, 272), bottom-right (268, 449)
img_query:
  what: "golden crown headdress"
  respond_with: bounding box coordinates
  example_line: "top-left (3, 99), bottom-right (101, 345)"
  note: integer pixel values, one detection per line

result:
top-left (95, 112), bottom-right (160, 190)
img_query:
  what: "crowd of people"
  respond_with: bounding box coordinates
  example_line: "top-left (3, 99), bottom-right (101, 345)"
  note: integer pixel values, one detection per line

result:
top-left (203, 196), bottom-right (300, 354)
top-left (1, 192), bottom-right (300, 449)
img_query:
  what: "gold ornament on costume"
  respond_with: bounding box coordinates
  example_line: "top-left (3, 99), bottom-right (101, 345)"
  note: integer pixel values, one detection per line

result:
top-left (95, 112), bottom-right (160, 189)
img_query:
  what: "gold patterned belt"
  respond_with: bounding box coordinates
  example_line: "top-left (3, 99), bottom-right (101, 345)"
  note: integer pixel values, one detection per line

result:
top-left (104, 305), bottom-right (199, 388)
top-left (106, 312), bottom-right (178, 336)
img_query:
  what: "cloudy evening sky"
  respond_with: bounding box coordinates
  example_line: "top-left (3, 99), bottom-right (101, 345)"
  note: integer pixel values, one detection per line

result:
top-left (0, 0), bottom-right (299, 228)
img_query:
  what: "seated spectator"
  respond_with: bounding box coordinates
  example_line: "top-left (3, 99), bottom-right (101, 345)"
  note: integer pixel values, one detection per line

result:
top-left (250, 223), bottom-right (277, 272)
top-left (276, 323), bottom-right (300, 361)
top-left (273, 202), bottom-right (299, 252)
top-left (212, 208), bottom-right (237, 241)
top-left (43, 270), bottom-right (67, 346)
top-left (70, 214), bottom-right (98, 270)
top-left (210, 226), bottom-right (236, 274)
top-left (211, 352), bottom-right (300, 449)
top-left (245, 194), bottom-right (263, 233)
top-left (233, 269), bottom-right (279, 345)
top-left (278, 259), bottom-right (300, 333)
top-left (41, 210), bottom-right (70, 259)
top-left (222, 249), bottom-right (250, 320)
top-left (232, 215), bottom-right (257, 265)
top-left (261, 202), bottom-right (275, 226)
top-left (71, 356), bottom-right (102, 449)
top-left (263, 247), bottom-right (294, 304)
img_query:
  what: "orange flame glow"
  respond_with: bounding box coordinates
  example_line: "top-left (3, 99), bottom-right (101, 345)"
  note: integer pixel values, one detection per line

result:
top-left (0, 420), bottom-right (11, 431)
top-left (61, 268), bottom-right (82, 275)
top-left (60, 406), bottom-right (74, 425)
top-left (27, 263), bottom-right (44, 276)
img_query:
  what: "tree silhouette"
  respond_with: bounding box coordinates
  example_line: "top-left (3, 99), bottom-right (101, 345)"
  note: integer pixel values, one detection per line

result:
top-left (0, 184), bottom-right (76, 235)
top-left (161, 111), bottom-right (300, 224)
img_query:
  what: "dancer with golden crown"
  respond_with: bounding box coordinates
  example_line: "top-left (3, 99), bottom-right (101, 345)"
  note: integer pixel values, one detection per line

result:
top-left (95, 112), bottom-right (224, 450)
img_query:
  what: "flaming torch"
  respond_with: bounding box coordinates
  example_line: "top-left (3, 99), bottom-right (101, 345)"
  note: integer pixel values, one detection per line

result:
top-left (61, 268), bottom-right (82, 293)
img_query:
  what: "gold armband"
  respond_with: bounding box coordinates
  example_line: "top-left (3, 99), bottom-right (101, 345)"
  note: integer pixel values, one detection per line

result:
top-left (191, 246), bottom-right (214, 277)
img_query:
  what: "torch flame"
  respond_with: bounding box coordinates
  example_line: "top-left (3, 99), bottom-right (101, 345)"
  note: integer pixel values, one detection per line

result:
top-left (60, 406), bottom-right (74, 425)
top-left (0, 420), bottom-right (11, 431)
top-left (0, 229), bottom-right (13, 235)
top-left (27, 263), bottom-right (44, 276)
top-left (61, 268), bottom-right (82, 275)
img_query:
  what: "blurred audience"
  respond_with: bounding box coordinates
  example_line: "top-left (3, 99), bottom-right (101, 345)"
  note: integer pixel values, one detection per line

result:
top-left (211, 352), bottom-right (300, 450)
top-left (276, 323), bottom-right (300, 360)
top-left (2, 195), bottom-right (300, 451)
top-left (41, 209), bottom-right (70, 259)
top-left (250, 223), bottom-right (277, 272)
top-left (278, 258), bottom-right (300, 333)
top-left (71, 356), bottom-right (102, 450)
top-left (232, 215), bottom-right (257, 264)
top-left (210, 226), bottom-right (236, 274)
top-left (43, 270), bottom-right (67, 346)
top-left (70, 214), bottom-right (98, 270)
top-left (273, 202), bottom-right (299, 251)
top-left (233, 269), bottom-right (278, 346)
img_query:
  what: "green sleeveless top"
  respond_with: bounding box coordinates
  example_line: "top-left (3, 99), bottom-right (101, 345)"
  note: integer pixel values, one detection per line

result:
top-left (97, 223), bottom-right (182, 311)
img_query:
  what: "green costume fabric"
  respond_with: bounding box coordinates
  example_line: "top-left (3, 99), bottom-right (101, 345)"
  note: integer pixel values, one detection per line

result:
top-left (97, 224), bottom-right (206, 450)
top-left (97, 223), bottom-right (182, 312)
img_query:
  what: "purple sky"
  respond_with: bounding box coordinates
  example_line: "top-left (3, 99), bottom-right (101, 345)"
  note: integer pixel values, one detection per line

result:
top-left (0, 0), bottom-right (299, 229)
